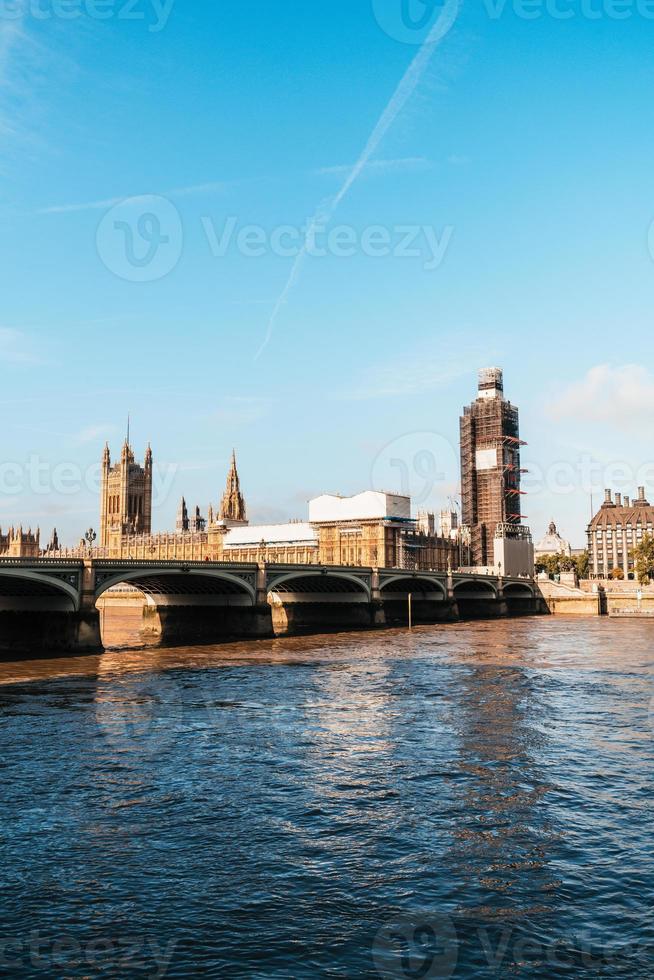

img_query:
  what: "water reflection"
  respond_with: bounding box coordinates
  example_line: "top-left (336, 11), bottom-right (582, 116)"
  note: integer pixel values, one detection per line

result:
top-left (0, 620), bottom-right (653, 977)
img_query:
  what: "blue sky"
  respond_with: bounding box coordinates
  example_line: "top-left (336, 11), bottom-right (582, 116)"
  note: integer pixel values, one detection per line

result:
top-left (2, 0), bottom-right (654, 546)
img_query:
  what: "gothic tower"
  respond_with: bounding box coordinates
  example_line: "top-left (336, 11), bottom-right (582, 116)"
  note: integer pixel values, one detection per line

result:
top-left (219, 450), bottom-right (247, 524)
top-left (100, 437), bottom-right (153, 547)
top-left (460, 369), bottom-right (525, 567)
top-left (176, 497), bottom-right (189, 533)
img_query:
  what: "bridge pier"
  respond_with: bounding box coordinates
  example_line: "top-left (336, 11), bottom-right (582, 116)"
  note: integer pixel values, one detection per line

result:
top-left (0, 561), bottom-right (102, 657)
top-left (377, 570), bottom-right (460, 627)
top-left (455, 598), bottom-right (508, 619)
top-left (380, 597), bottom-right (459, 627)
top-left (0, 608), bottom-right (102, 657)
top-left (139, 600), bottom-right (274, 647)
top-left (270, 600), bottom-right (373, 636)
top-left (505, 595), bottom-right (546, 616)
top-left (371, 599), bottom-right (386, 627)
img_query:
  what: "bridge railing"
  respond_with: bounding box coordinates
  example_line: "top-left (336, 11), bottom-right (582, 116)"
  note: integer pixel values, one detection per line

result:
top-left (0, 556), bottom-right (85, 566)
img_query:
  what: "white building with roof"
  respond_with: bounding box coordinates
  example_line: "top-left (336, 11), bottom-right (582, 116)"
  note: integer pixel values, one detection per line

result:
top-left (223, 522), bottom-right (317, 550)
top-left (309, 491), bottom-right (411, 524)
top-left (534, 521), bottom-right (572, 559)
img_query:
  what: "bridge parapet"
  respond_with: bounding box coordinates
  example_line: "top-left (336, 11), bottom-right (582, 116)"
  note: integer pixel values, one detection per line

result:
top-left (0, 557), bottom-right (540, 653)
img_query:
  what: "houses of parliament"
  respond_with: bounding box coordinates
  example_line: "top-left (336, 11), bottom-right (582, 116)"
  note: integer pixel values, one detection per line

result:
top-left (0, 370), bottom-right (542, 575)
top-left (99, 439), bottom-right (250, 561)
top-left (95, 436), bottom-right (461, 571)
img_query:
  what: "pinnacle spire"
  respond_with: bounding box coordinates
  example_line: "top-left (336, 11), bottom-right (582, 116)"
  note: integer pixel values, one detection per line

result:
top-left (176, 496), bottom-right (189, 533)
top-left (219, 450), bottom-right (247, 523)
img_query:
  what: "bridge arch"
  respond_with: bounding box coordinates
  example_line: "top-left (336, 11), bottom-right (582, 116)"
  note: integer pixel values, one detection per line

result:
top-left (503, 582), bottom-right (534, 598)
top-left (267, 569), bottom-right (371, 601)
top-left (94, 568), bottom-right (256, 605)
top-left (453, 578), bottom-right (498, 599)
top-left (380, 575), bottom-right (447, 599)
top-left (0, 568), bottom-right (79, 611)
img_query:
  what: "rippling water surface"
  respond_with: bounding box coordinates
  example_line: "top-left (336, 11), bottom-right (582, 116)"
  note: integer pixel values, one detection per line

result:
top-left (1, 617), bottom-right (653, 978)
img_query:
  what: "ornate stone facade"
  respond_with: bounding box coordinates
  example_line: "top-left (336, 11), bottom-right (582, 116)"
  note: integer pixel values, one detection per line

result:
top-left (0, 526), bottom-right (41, 558)
top-left (96, 442), bottom-right (459, 572)
top-left (100, 439), bottom-right (153, 548)
top-left (588, 487), bottom-right (654, 578)
top-left (219, 450), bottom-right (247, 524)
top-left (101, 520), bottom-right (459, 570)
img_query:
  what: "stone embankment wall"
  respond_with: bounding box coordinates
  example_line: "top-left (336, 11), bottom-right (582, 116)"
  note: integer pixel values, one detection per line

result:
top-left (539, 579), bottom-right (654, 616)
top-left (538, 580), bottom-right (600, 616)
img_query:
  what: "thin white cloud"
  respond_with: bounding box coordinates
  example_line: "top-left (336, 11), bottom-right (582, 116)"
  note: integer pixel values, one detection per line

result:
top-left (168, 180), bottom-right (232, 198)
top-left (175, 461), bottom-right (220, 474)
top-left (72, 424), bottom-right (118, 446)
top-left (39, 194), bottom-right (128, 216)
top-left (256, 0), bottom-right (460, 361)
top-left (39, 160), bottom-right (430, 216)
top-left (38, 180), bottom-right (235, 215)
top-left (334, 348), bottom-right (480, 401)
top-left (0, 327), bottom-right (37, 364)
top-left (0, 19), bottom-right (22, 77)
top-left (0, 11), bottom-right (27, 146)
top-left (230, 299), bottom-right (278, 307)
top-left (0, 8), bottom-right (75, 165)
top-left (207, 396), bottom-right (272, 427)
top-left (548, 364), bottom-right (654, 430)
top-left (315, 156), bottom-right (431, 177)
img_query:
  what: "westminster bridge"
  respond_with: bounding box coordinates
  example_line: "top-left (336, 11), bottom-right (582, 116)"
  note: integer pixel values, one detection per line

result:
top-left (0, 558), bottom-right (543, 654)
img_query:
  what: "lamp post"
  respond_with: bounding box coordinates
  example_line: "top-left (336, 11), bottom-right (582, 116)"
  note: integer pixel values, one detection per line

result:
top-left (85, 528), bottom-right (97, 553)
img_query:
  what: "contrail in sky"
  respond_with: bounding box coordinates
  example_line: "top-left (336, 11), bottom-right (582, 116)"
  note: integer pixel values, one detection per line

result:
top-left (255, 0), bottom-right (461, 360)
top-left (0, 4), bottom-right (31, 150)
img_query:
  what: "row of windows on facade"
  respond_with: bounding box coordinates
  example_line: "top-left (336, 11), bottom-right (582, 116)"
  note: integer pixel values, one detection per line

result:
top-left (107, 495), bottom-right (144, 516)
top-left (593, 528), bottom-right (653, 535)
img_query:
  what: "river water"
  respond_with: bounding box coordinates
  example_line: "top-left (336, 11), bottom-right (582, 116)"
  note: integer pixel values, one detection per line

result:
top-left (0, 616), bottom-right (652, 978)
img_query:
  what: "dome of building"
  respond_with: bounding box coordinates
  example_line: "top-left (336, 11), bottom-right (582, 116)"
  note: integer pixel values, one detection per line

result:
top-left (535, 521), bottom-right (572, 558)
